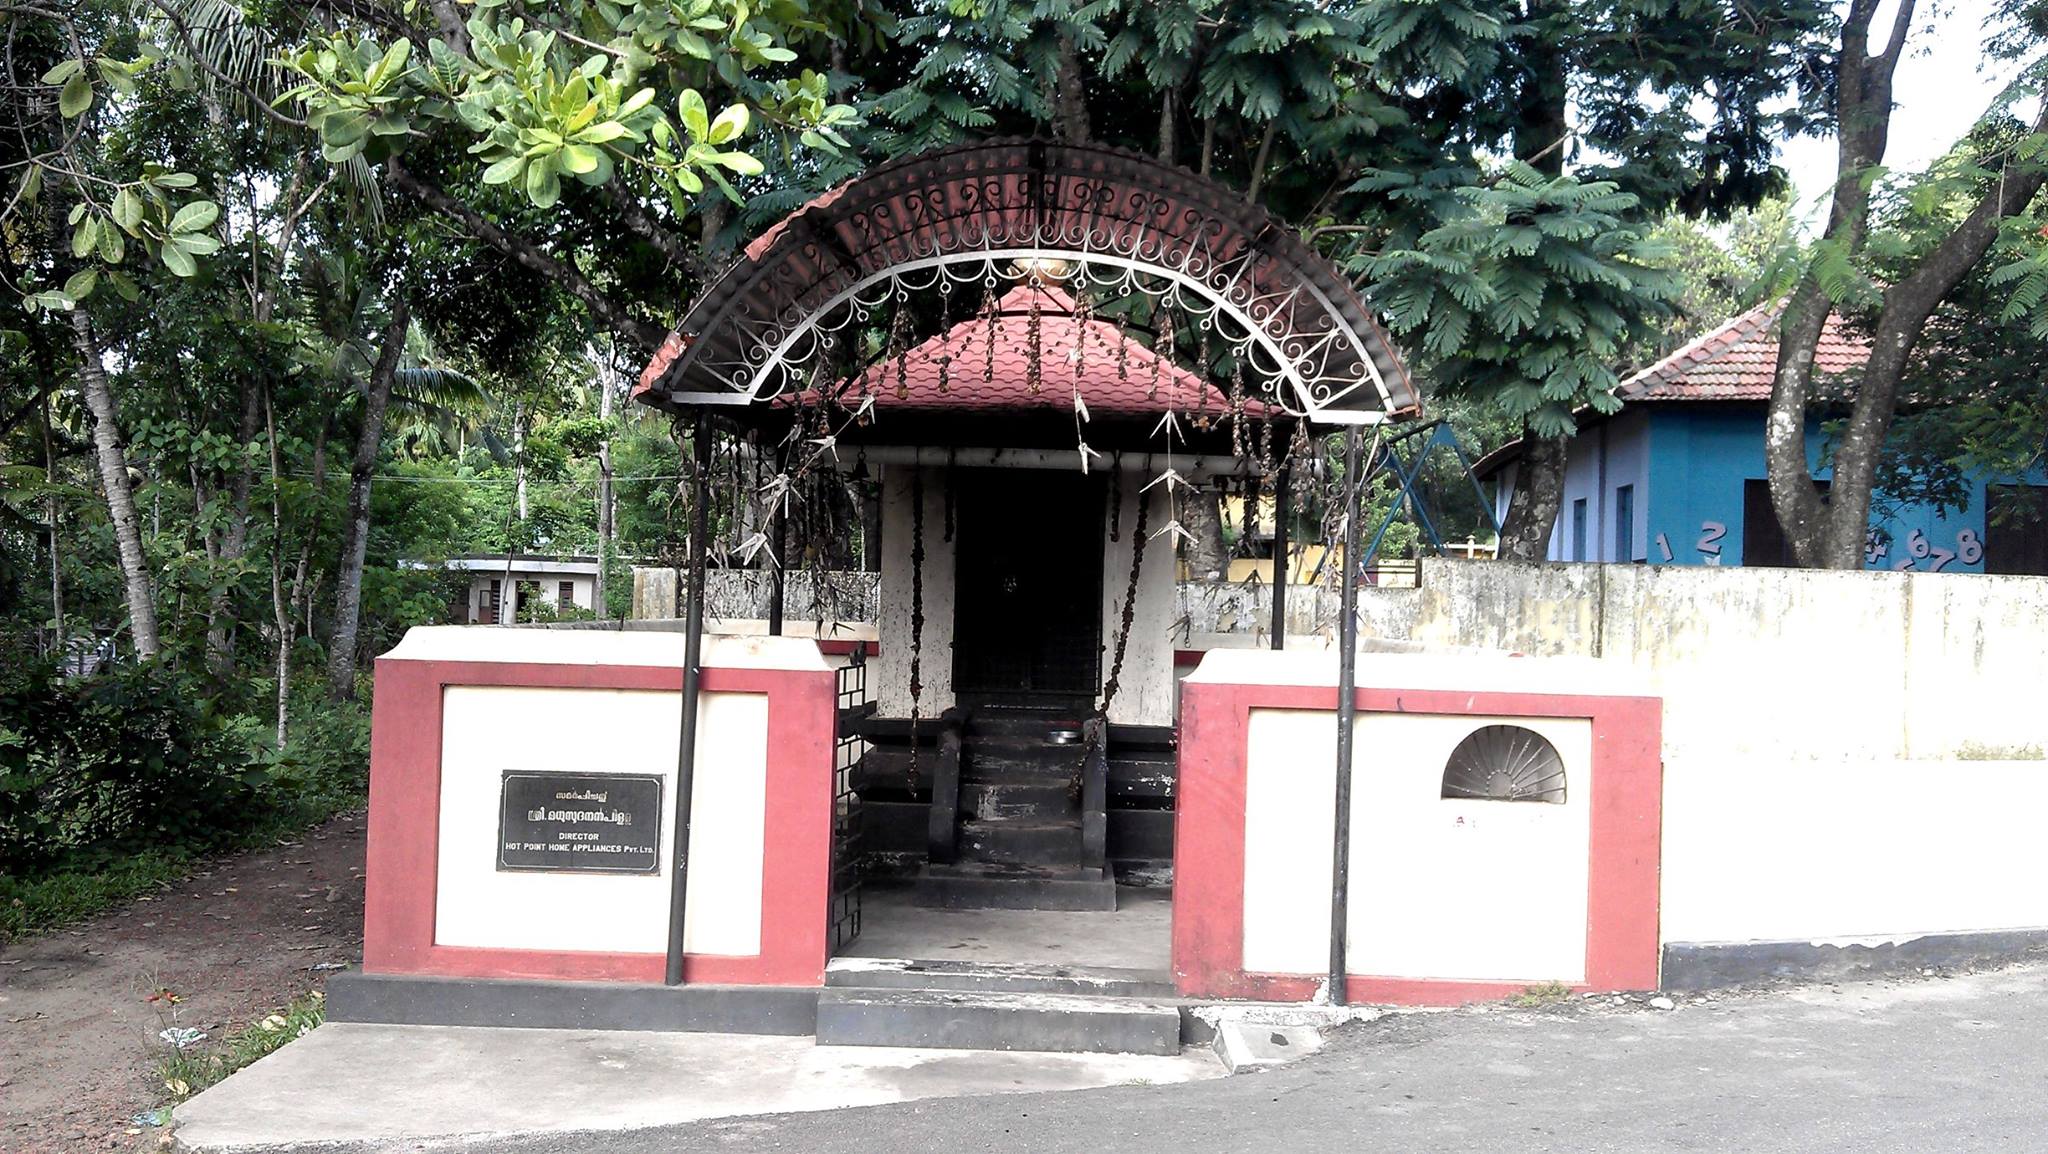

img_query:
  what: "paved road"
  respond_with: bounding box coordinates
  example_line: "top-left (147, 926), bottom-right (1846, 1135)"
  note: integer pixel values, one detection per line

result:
top-left (317, 963), bottom-right (2048, 1153)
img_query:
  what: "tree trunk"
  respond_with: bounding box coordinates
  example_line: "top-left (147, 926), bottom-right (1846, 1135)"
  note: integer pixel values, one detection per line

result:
top-left (206, 379), bottom-right (264, 671)
top-left (595, 367), bottom-right (616, 616)
top-left (1765, 0), bottom-right (2044, 570)
top-left (326, 298), bottom-right (411, 701)
top-left (1052, 32), bottom-right (1090, 143)
top-left (1491, 7), bottom-right (1574, 553)
top-left (1495, 428), bottom-right (1568, 563)
top-left (42, 397), bottom-right (63, 660)
top-left (70, 310), bottom-right (160, 659)
top-left (266, 390), bottom-right (292, 748)
top-left (1244, 119), bottom-right (1279, 204)
top-left (1157, 90), bottom-right (1176, 165)
top-left (1183, 487), bottom-right (1230, 579)
top-left (513, 401), bottom-right (529, 523)
top-left (1764, 0), bottom-right (1917, 568)
top-left (1763, 286), bottom-right (1835, 565)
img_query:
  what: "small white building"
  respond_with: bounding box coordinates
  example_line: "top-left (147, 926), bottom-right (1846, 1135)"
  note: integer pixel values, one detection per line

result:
top-left (440, 554), bottom-right (602, 623)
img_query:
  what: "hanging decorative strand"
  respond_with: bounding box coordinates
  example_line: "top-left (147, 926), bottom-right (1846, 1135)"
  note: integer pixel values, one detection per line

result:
top-left (907, 468), bottom-right (926, 792)
top-left (1228, 354), bottom-right (1250, 460)
top-left (983, 280), bottom-right (999, 387)
top-left (1115, 308), bottom-right (1131, 385)
top-left (1098, 485), bottom-right (1152, 717)
top-left (1025, 285), bottom-right (1044, 395)
top-left (1072, 288), bottom-right (1091, 385)
top-left (1107, 451), bottom-right (1123, 543)
top-left (1148, 302), bottom-right (1173, 401)
top-left (889, 288), bottom-right (912, 400)
top-left (934, 280), bottom-right (955, 394)
top-left (942, 449), bottom-right (956, 543)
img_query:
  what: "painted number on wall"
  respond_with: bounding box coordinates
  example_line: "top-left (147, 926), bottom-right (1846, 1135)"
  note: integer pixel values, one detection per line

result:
top-left (1872, 527), bottom-right (1984, 572)
top-left (1696, 521), bottom-right (1726, 566)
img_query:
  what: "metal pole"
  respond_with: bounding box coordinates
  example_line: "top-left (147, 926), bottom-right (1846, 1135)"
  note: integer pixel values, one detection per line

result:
top-left (1270, 464), bottom-right (1291, 650)
top-left (1329, 425), bottom-right (1362, 1005)
top-left (665, 414), bottom-right (713, 987)
top-left (767, 448), bottom-right (787, 636)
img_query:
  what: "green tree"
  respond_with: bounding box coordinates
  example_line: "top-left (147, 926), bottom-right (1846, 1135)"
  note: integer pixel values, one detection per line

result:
top-left (1765, 0), bottom-right (2048, 568)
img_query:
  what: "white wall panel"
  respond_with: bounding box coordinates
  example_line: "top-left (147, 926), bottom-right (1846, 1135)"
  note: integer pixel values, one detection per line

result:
top-left (1241, 707), bottom-right (1592, 983)
top-left (433, 686), bottom-right (767, 956)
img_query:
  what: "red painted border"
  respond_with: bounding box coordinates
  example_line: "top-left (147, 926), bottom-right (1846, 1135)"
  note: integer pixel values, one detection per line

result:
top-left (816, 638), bottom-right (876, 657)
top-left (1172, 680), bottom-right (1663, 1003)
top-left (363, 657), bottom-right (836, 986)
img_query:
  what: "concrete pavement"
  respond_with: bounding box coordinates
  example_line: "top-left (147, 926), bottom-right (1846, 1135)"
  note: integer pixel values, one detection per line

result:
top-left (171, 1023), bottom-right (1223, 1151)
top-left (180, 961), bottom-right (2048, 1153)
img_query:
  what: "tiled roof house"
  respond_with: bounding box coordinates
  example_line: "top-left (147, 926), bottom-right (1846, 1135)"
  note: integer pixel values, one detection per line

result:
top-left (1476, 304), bottom-right (2046, 573)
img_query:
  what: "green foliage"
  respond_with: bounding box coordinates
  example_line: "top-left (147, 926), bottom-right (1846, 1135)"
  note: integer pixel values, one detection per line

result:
top-left (1355, 163), bottom-right (1680, 437)
top-left (0, 661), bottom-right (260, 872)
top-left (0, 845), bottom-right (197, 942)
top-left (157, 989), bottom-right (327, 1104)
top-left (0, 660), bottom-right (371, 940)
top-left (281, 2), bottom-right (851, 212)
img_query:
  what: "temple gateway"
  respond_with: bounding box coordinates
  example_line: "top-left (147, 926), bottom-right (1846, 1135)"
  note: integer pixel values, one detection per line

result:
top-left (334, 141), bottom-right (1664, 1051)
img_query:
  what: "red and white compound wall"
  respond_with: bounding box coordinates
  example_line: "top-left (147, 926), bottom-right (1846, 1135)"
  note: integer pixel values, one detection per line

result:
top-left (362, 628), bottom-right (836, 987)
top-left (1172, 650), bottom-right (1663, 1004)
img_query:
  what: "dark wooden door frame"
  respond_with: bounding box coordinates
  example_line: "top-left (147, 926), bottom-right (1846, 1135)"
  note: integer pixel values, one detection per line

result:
top-left (950, 468), bottom-right (1105, 710)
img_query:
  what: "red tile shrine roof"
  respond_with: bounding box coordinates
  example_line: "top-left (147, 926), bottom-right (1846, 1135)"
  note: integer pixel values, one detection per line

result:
top-left (809, 283), bottom-right (1252, 418)
top-left (1615, 301), bottom-right (1869, 403)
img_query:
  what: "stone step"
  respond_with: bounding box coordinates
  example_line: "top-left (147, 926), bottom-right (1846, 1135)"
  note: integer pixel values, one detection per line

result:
top-left (963, 712), bottom-right (1086, 739)
top-left (913, 862), bottom-right (1117, 910)
top-left (960, 778), bottom-right (1076, 820)
top-left (825, 957), bottom-right (1177, 999)
top-left (814, 988), bottom-right (1183, 1055)
top-left (964, 745), bottom-right (1086, 778)
top-left (958, 818), bottom-right (1082, 866)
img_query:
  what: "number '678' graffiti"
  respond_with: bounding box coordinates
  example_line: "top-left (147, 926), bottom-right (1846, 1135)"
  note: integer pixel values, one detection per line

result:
top-left (1866, 527), bottom-right (1983, 571)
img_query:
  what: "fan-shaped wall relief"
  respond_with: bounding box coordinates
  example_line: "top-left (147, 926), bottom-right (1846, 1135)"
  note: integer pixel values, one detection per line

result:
top-left (1440, 725), bottom-right (1567, 804)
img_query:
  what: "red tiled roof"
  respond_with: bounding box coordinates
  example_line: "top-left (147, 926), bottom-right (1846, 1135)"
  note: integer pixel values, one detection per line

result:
top-left (1615, 301), bottom-right (1869, 402)
top-left (810, 283), bottom-right (1248, 417)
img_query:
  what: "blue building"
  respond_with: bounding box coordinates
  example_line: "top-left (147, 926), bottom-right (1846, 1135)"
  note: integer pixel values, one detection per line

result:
top-left (1476, 303), bottom-right (2048, 574)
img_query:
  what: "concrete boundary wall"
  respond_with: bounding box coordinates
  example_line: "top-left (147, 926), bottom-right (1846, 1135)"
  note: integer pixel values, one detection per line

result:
top-left (1347, 559), bottom-right (2048, 763)
top-left (632, 569), bottom-right (879, 626)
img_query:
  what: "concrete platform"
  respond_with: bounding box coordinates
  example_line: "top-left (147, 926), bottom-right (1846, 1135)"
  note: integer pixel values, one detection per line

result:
top-left (847, 884), bottom-right (1171, 969)
top-left (172, 1022), bottom-right (1223, 1152)
top-left (816, 988), bottom-right (1185, 1054)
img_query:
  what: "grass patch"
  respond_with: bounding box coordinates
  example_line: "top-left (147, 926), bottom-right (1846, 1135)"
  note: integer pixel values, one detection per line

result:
top-left (156, 990), bottom-right (326, 1108)
top-left (0, 846), bottom-right (198, 942)
top-left (1511, 981), bottom-right (1573, 1009)
top-left (0, 795), bottom-right (364, 946)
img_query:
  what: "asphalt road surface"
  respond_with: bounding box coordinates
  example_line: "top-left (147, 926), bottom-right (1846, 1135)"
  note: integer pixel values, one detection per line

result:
top-left (333, 962), bottom-right (2048, 1153)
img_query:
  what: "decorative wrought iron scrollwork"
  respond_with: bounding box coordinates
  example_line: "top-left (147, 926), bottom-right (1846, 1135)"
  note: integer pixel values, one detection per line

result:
top-left (647, 140), bottom-right (1417, 426)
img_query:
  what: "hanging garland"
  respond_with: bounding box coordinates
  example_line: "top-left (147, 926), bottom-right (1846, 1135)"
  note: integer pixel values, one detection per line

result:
top-left (889, 287), bottom-right (912, 400)
top-left (1228, 353), bottom-right (1250, 459)
top-left (1026, 284), bottom-right (1044, 395)
top-left (1107, 451), bottom-right (1123, 543)
top-left (932, 279), bottom-right (955, 395)
top-left (942, 448), bottom-right (956, 544)
top-left (907, 466), bottom-right (927, 793)
top-left (1148, 301), bottom-right (1173, 401)
top-left (982, 279), bottom-right (999, 387)
top-left (1098, 478), bottom-right (1152, 717)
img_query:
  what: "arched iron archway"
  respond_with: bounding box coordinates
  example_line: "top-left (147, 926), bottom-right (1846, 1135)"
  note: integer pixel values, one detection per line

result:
top-left (637, 138), bottom-right (1420, 425)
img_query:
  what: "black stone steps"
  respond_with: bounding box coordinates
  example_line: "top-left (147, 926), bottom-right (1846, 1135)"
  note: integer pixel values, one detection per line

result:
top-left (959, 818), bottom-right (1082, 865)
top-left (814, 987), bottom-right (1183, 1055)
top-left (960, 778), bottom-right (1075, 820)
top-left (962, 712), bottom-right (1086, 739)
top-left (963, 746), bottom-right (1086, 778)
top-left (912, 862), bottom-right (1117, 910)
